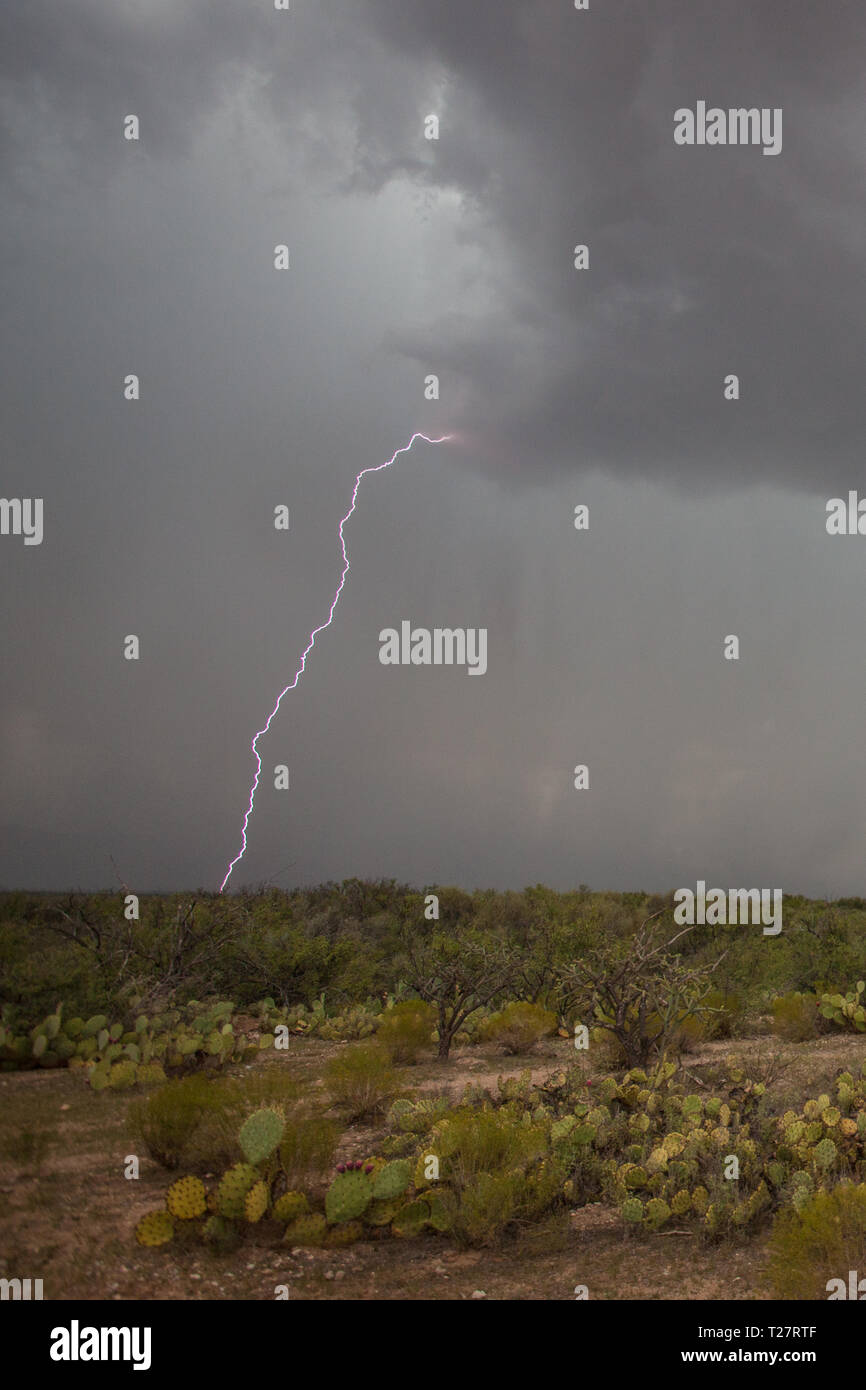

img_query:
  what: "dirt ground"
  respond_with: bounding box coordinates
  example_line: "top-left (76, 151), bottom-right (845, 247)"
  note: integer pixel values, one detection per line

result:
top-left (1, 1032), bottom-right (864, 1300)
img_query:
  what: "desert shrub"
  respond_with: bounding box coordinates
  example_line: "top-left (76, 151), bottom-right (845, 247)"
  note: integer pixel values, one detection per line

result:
top-left (434, 1107), bottom-right (548, 1183)
top-left (376, 1000), bottom-right (436, 1063)
top-left (667, 1011), bottom-right (706, 1052)
top-left (429, 1108), bottom-right (562, 1245)
top-left (227, 1070), bottom-right (300, 1110)
top-left (766, 1183), bottom-right (866, 1299)
top-left (772, 992), bottom-right (822, 1042)
top-left (403, 928), bottom-right (520, 1058)
top-left (455, 1171), bottom-right (523, 1245)
top-left (480, 1001), bottom-right (556, 1054)
top-left (557, 919), bottom-right (723, 1068)
top-left (128, 1075), bottom-right (236, 1170)
top-left (662, 994), bottom-right (740, 1051)
top-left (279, 1106), bottom-right (339, 1188)
top-left (323, 1042), bottom-right (405, 1121)
top-left (698, 990), bottom-right (741, 1039)
top-left (129, 1069), bottom-right (338, 1177)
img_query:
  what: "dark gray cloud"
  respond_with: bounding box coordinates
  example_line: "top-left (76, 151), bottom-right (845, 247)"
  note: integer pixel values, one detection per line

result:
top-left (357, 0), bottom-right (866, 493)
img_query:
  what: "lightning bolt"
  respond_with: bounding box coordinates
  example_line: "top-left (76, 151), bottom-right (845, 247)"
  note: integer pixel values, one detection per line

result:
top-left (219, 430), bottom-right (453, 892)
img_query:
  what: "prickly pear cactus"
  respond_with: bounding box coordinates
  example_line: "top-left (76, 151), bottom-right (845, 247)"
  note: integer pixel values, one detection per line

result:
top-left (244, 1180), bottom-right (270, 1223)
top-left (135, 1210), bottom-right (175, 1247)
top-left (371, 1159), bottom-right (411, 1202)
top-left (273, 1191), bottom-right (309, 1224)
top-left (166, 1175), bottom-right (207, 1220)
top-left (620, 1196), bottom-right (644, 1223)
top-left (216, 1163), bottom-right (259, 1219)
top-left (107, 1059), bottom-right (138, 1090)
top-left (325, 1220), bottom-right (364, 1247)
top-left (239, 1107), bottom-right (285, 1166)
top-left (364, 1196), bottom-right (402, 1227)
top-left (391, 1198), bottom-right (431, 1238)
top-left (325, 1169), bottom-right (373, 1223)
top-left (819, 981), bottom-right (866, 1031)
top-left (283, 1213), bottom-right (328, 1247)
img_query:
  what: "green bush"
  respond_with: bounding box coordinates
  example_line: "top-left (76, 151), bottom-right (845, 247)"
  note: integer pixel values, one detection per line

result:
top-left (128, 1076), bottom-right (236, 1170)
top-left (130, 1070), bottom-right (338, 1178)
top-left (772, 992), bottom-right (822, 1042)
top-left (434, 1107), bottom-right (548, 1183)
top-left (766, 1183), bottom-right (866, 1299)
top-left (376, 1001), bottom-right (436, 1063)
top-left (480, 1001), bottom-right (556, 1054)
top-left (428, 1108), bottom-right (562, 1245)
top-left (697, 990), bottom-right (741, 1040)
top-left (279, 1106), bottom-right (339, 1187)
top-left (323, 1042), bottom-right (405, 1121)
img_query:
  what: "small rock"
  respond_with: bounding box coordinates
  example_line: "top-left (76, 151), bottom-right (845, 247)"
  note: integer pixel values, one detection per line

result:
top-left (471, 1290), bottom-right (487, 1299)
top-left (335, 1270), bottom-right (345, 1281)
top-left (60, 1104), bottom-right (70, 1112)
top-left (324, 1271), bottom-right (334, 1280)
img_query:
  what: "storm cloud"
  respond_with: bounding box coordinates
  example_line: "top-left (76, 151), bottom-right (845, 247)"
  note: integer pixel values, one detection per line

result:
top-left (2, 1), bottom-right (865, 897)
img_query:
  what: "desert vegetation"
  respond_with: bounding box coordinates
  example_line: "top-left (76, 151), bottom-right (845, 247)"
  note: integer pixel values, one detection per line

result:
top-left (1, 882), bottom-right (866, 1299)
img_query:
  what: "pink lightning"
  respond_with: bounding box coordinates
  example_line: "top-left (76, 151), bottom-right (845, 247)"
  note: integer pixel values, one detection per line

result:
top-left (219, 431), bottom-right (454, 892)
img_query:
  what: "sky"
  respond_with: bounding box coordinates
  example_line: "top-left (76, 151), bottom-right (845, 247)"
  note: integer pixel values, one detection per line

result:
top-left (2, 0), bottom-right (866, 898)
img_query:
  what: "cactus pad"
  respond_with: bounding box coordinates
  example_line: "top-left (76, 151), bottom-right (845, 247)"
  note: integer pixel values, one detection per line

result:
top-left (166, 1175), bottom-right (207, 1220)
top-left (273, 1191), bottom-right (309, 1224)
top-left (371, 1159), bottom-right (411, 1202)
top-left (391, 1198), bottom-right (430, 1238)
top-left (216, 1163), bottom-right (259, 1219)
top-left (325, 1169), bottom-right (373, 1223)
top-left (239, 1107), bottom-right (285, 1166)
top-left (135, 1210), bottom-right (175, 1247)
top-left (325, 1220), bottom-right (364, 1247)
top-left (284, 1213), bottom-right (328, 1247)
top-left (244, 1180), bottom-right (270, 1223)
